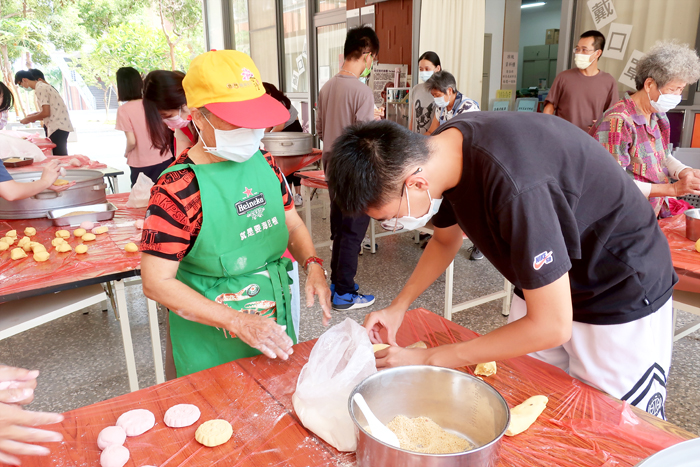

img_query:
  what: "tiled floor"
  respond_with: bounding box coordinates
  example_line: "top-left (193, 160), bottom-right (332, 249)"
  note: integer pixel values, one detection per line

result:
top-left (2, 194), bottom-right (699, 438)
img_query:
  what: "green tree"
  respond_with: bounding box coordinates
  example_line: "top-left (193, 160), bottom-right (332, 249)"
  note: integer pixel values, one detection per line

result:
top-left (157, 0), bottom-right (204, 70)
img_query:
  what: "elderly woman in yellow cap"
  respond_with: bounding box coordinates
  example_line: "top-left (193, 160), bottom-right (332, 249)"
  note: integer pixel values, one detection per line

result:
top-left (140, 50), bottom-right (331, 377)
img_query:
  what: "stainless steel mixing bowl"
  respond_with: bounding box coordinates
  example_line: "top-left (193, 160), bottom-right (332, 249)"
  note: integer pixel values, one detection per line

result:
top-left (685, 208), bottom-right (700, 242)
top-left (349, 366), bottom-right (510, 467)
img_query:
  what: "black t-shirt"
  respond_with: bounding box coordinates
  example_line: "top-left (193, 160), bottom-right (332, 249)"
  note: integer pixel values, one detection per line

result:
top-left (432, 112), bottom-right (677, 325)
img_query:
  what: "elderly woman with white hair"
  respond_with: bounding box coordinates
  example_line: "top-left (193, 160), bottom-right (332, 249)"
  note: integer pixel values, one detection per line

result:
top-left (425, 71), bottom-right (479, 135)
top-left (591, 41), bottom-right (700, 217)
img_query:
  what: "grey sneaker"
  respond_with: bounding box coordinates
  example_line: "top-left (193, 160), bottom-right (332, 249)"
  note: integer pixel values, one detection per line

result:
top-left (294, 193), bottom-right (303, 206)
top-left (468, 246), bottom-right (484, 260)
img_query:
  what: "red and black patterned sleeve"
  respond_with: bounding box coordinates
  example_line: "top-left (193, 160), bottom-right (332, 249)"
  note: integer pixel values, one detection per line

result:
top-left (263, 152), bottom-right (294, 211)
top-left (140, 153), bottom-right (203, 261)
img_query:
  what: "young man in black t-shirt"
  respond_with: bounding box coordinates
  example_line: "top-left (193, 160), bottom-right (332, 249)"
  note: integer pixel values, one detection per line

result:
top-left (325, 112), bottom-right (677, 419)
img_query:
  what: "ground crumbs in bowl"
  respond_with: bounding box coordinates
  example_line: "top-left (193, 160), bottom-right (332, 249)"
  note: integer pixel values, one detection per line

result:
top-left (386, 415), bottom-right (472, 454)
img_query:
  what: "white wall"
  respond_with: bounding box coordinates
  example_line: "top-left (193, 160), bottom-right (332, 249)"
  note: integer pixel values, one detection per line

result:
top-left (516, 0), bottom-right (562, 89)
top-left (484, 0), bottom-right (505, 106)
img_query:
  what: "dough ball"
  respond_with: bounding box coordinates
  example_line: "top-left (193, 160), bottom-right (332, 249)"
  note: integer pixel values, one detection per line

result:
top-left (75, 244), bottom-right (88, 254)
top-left (34, 250), bottom-right (50, 262)
top-left (696, 238), bottom-right (700, 253)
top-left (195, 419), bottom-right (233, 447)
top-left (82, 233), bottom-right (97, 242)
top-left (134, 219), bottom-right (144, 230)
top-left (0, 236), bottom-right (14, 245)
top-left (53, 179), bottom-right (70, 186)
top-left (5, 230), bottom-right (16, 238)
top-left (99, 445), bottom-right (129, 467)
top-left (22, 243), bottom-right (33, 252)
top-left (406, 341), bottom-right (428, 349)
top-left (51, 237), bottom-right (66, 247)
top-left (475, 362), bottom-right (497, 377)
top-left (0, 241), bottom-right (9, 252)
top-left (24, 227), bottom-right (36, 236)
top-left (30, 242), bottom-right (46, 253)
top-left (372, 344), bottom-right (390, 353)
top-left (55, 230), bottom-right (70, 239)
top-left (80, 221), bottom-right (95, 230)
top-left (124, 242), bottom-right (138, 253)
top-left (92, 226), bottom-right (109, 235)
top-left (116, 409), bottom-right (155, 436)
top-left (97, 426), bottom-right (126, 450)
top-left (17, 236), bottom-right (30, 248)
top-left (11, 248), bottom-right (27, 260)
top-left (73, 228), bottom-right (87, 238)
top-left (164, 404), bottom-right (201, 428)
top-left (504, 395), bottom-right (548, 437)
top-left (56, 243), bottom-right (72, 253)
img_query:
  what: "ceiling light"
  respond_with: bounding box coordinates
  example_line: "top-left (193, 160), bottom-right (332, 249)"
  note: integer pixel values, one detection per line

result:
top-left (521, 2), bottom-right (546, 8)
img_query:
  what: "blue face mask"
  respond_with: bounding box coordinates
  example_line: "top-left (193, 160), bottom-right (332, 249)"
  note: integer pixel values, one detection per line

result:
top-left (419, 71), bottom-right (434, 82)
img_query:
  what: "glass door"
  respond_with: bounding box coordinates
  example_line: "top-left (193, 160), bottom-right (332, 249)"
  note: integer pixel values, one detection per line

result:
top-left (316, 23), bottom-right (346, 90)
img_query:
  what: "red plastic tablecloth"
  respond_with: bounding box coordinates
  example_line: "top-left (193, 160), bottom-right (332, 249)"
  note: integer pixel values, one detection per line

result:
top-left (659, 213), bottom-right (700, 293)
top-left (0, 194), bottom-right (144, 300)
top-left (6, 155), bottom-right (108, 174)
top-left (273, 148), bottom-right (322, 177)
top-left (19, 309), bottom-right (694, 467)
top-left (296, 169), bottom-right (328, 189)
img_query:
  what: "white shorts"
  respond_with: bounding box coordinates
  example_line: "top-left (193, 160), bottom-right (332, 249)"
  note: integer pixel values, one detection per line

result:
top-left (508, 295), bottom-right (673, 419)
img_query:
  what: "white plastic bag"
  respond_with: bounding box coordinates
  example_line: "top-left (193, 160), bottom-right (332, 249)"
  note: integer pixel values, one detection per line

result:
top-left (292, 318), bottom-right (377, 452)
top-left (126, 172), bottom-right (154, 208)
top-left (0, 134), bottom-right (46, 162)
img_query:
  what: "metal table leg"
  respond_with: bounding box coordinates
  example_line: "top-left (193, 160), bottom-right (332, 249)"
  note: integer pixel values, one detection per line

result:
top-left (114, 280), bottom-right (139, 392)
top-left (147, 299), bottom-right (165, 384)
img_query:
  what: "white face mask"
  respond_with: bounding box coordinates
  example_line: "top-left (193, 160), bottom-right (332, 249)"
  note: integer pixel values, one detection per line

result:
top-left (648, 91), bottom-right (682, 113)
top-left (574, 53), bottom-right (594, 70)
top-left (395, 186), bottom-right (443, 231)
top-left (419, 71), bottom-right (434, 82)
top-left (197, 114), bottom-right (264, 163)
top-left (434, 95), bottom-right (449, 108)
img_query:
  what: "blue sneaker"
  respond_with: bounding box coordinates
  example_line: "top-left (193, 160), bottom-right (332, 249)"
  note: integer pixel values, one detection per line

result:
top-left (332, 292), bottom-right (376, 311)
top-left (330, 283), bottom-right (360, 296)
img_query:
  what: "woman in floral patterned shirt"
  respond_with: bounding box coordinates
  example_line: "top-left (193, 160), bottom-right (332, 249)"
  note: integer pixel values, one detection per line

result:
top-left (590, 41), bottom-right (700, 217)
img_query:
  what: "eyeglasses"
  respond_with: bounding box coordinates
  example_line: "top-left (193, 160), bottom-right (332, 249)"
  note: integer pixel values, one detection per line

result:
top-left (391, 168), bottom-right (423, 233)
top-left (573, 47), bottom-right (596, 54)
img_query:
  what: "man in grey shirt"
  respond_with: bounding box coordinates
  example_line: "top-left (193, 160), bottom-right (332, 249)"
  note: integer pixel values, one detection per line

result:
top-left (317, 26), bottom-right (379, 310)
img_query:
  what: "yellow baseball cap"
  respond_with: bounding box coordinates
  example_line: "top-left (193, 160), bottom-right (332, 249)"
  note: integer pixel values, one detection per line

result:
top-left (183, 50), bottom-right (289, 129)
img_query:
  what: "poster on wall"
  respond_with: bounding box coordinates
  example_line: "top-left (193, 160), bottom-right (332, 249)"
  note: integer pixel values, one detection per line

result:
top-left (587, 0), bottom-right (617, 30)
top-left (501, 52), bottom-right (518, 87)
top-left (604, 23), bottom-right (633, 61)
top-left (368, 63), bottom-right (408, 107)
top-left (618, 49), bottom-right (645, 90)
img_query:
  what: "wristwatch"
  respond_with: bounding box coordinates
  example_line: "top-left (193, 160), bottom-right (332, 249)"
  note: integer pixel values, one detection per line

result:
top-left (304, 256), bottom-right (328, 279)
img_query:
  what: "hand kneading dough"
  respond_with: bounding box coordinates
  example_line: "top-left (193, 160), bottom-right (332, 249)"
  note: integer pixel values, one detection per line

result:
top-left (56, 243), bottom-right (72, 253)
top-left (164, 404), bottom-right (201, 428)
top-left (124, 242), bottom-right (138, 252)
top-left (11, 248), bottom-right (27, 260)
top-left (406, 341), bottom-right (428, 349)
top-left (100, 445), bottom-right (129, 467)
top-left (0, 241), bottom-right (8, 251)
top-left (73, 228), bottom-right (87, 237)
top-left (372, 343), bottom-right (390, 352)
top-left (97, 426), bottom-right (126, 450)
top-left (195, 419), bottom-right (233, 447)
top-left (504, 395), bottom-right (548, 437)
top-left (1, 236), bottom-right (15, 245)
top-left (51, 237), bottom-right (65, 247)
top-left (475, 362), bottom-right (497, 377)
top-left (75, 244), bottom-right (88, 254)
top-left (92, 226), bottom-right (109, 234)
top-left (55, 230), bottom-right (70, 239)
top-left (82, 233), bottom-right (97, 241)
top-left (6, 230), bottom-right (16, 238)
top-left (116, 409), bottom-right (155, 436)
top-left (34, 251), bottom-right (50, 262)
top-left (24, 227), bottom-right (36, 236)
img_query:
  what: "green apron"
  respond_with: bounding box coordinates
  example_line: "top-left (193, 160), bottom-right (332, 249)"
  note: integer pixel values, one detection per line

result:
top-left (160, 151), bottom-right (296, 377)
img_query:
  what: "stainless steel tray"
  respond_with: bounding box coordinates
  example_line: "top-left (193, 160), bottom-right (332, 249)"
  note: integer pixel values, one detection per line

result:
top-left (47, 202), bottom-right (117, 226)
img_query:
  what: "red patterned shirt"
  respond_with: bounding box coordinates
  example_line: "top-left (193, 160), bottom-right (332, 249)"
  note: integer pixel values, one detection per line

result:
top-left (141, 150), bottom-right (292, 261)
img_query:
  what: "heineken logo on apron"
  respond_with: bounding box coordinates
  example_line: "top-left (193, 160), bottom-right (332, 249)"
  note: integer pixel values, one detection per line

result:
top-left (236, 192), bottom-right (266, 216)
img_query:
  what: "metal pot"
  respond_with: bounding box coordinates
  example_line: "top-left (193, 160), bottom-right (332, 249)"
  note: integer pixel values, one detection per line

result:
top-left (261, 132), bottom-right (313, 156)
top-left (349, 366), bottom-right (510, 467)
top-left (0, 169), bottom-right (107, 219)
top-left (685, 208), bottom-right (700, 242)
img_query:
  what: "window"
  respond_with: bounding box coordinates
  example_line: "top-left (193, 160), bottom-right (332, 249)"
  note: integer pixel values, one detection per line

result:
top-left (316, 0), bottom-right (346, 12)
top-left (282, 0), bottom-right (309, 93)
top-left (230, 0), bottom-right (279, 86)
